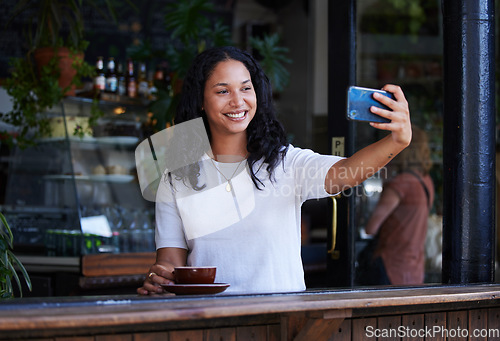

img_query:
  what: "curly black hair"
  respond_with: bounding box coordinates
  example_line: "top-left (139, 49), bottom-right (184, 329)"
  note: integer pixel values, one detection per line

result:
top-left (173, 46), bottom-right (289, 189)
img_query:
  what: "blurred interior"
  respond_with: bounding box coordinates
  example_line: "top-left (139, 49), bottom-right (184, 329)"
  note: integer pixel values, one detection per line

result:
top-left (0, 0), bottom-right (489, 297)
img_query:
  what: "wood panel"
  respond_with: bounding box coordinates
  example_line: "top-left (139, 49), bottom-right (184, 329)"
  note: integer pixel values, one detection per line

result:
top-left (96, 335), bottom-right (132, 341)
top-left (377, 315), bottom-right (402, 341)
top-left (352, 317), bottom-right (377, 341)
top-left (236, 326), bottom-right (267, 340)
top-left (133, 331), bottom-right (169, 341)
top-left (487, 307), bottom-right (500, 339)
top-left (424, 312), bottom-right (446, 341)
top-left (81, 252), bottom-right (156, 277)
top-left (9, 339), bottom-right (54, 341)
top-left (205, 327), bottom-right (236, 341)
top-left (281, 313), bottom-right (308, 341)
top-left (447, 310), bottom-right (468, 341)
top-left (469, 309), bottom-right (488, 341)
top-left (267, 324), bottom-right (281, 341)
top-left (169, 330), bottom-right (203, 341)
top-left (327, 318), bottom-right (351, 341)
top-left (293, 318), bottom-right (345, 341)
top-left (402, 314), bottom-right (424, 341)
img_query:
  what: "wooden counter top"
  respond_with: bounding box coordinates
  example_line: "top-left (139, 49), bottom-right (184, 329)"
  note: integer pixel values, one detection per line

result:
top-left (1, 284), bottom-right (500, 339)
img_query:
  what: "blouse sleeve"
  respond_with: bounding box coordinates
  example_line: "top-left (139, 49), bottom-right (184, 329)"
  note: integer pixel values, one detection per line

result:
top-left (154, 174), bottom-right (188, 250)
top-left (285, 146), bottom-right (344, 202)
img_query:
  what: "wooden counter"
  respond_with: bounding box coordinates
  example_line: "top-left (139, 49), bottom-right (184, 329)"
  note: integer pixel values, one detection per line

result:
top-left (1, 284), bottom-right (500, 340)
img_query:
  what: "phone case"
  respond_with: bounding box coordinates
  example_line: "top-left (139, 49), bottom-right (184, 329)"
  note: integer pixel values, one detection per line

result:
top-left (346, 86), bottom-right (394, 123)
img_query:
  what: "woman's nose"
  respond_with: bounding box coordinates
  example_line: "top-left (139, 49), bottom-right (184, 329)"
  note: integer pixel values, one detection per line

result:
top-left (230, 92), bottom-right (244, 107)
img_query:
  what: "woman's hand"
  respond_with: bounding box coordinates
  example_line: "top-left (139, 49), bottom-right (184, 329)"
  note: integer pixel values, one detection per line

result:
top-left (137, 247), bottom-right (188, 295)
top-left (325, 84), bottom-right (412, 194)
top-left (137, 263), bottom-right (176, 295)
top-left (369, 84), bottom-right (412, 148)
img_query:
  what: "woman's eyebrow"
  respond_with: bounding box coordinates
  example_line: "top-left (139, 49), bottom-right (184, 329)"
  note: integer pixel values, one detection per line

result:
top-left (212, 79), bottom-right (251, 88)
top-left (212, 82), bottom-right (228, 87)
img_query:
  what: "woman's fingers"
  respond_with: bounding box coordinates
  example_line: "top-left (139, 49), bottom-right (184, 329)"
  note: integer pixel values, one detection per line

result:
top-left (137, 264), bottom-right (176, 295)
top-left (369, 84), bottom-right (411, 147)
top-left (151, 264), bottom-right (176, 283)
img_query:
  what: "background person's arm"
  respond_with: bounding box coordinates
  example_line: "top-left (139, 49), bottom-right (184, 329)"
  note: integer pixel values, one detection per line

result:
top-left (364, 187), bottom-right (401, 235)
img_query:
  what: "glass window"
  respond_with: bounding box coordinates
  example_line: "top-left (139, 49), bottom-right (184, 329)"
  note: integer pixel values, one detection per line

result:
top-left (353, 0), bottom-right (443, 286)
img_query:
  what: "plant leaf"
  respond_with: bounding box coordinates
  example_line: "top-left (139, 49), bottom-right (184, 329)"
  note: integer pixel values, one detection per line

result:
top-left (250, 33), bottom-right (292, 93)
top-left (0, 213), bottom-right (14, 248)
top-left (8, 250), bottom-right (32, 294)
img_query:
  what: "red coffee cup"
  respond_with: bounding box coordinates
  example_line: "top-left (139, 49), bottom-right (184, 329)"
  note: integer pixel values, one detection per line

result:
top-left (173, 266), bottom-right (216, 284)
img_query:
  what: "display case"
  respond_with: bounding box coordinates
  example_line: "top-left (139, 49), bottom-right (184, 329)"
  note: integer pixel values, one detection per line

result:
top-left (0, 97), bottom-right (155, 257)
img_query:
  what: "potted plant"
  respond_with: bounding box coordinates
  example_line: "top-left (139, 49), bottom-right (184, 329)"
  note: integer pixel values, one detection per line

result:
top-left (0, 212), bottom-right (31, 298)
top-left (0, 0), bottom-right (135, 147)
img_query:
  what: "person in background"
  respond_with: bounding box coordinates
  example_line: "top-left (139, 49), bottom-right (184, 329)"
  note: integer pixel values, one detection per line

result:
top-left (364, 125), bottom-right (434, 285)
top-left (138, 46), bottom-right (412, 295)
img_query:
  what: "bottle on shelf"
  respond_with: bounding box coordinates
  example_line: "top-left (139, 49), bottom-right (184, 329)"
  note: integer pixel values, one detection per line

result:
top-left (94, 56), bottom-right (106, 93)
top-left (153, 63), bottom-right (173, 96)
top-left (147, 70), bottom-right (157, 101)
top-left (117, 62), bottom-right (126, 96)
top-left (125, 58), bottom-right (137, 98)
top-left (138, 62), bottom-right (149, 98)
top-left (153, 64), bottom-right (165, 87)
top-left (105, 57), bottom-right (118, 94)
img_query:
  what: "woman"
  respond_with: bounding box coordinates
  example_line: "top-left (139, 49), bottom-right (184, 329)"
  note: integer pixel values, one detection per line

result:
top-left (138, 46), bottom-right (411, 294)
top-left (364, 125), bottom-right (434, 285)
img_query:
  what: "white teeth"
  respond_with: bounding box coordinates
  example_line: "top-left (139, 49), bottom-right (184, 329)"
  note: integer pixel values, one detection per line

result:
top-left (225, 111), bottom-right (246, 118)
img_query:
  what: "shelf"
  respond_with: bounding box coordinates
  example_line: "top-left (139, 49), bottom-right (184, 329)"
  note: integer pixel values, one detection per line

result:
top-left (43, 174), bottom-right (135, 183)
top-left (88, 174), bottom-right (135, 183)
top-left (3, 97), bottom-right (153, 259)
top-left (38, 136), bottom-right (139, 147)
top-left (93, 136), bottom-right (140, 146)
top-left (16, 255), bottom-right (80, 273)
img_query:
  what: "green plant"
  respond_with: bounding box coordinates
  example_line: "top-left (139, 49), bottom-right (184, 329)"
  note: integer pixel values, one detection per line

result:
top-left (0, 212), bottom-right (31, 298)
top-left (147, 0), bottom-right (291, 131)
top-left (164, 0), bottom-right (232, 79)
top-left (1, 49), bottom-right (99, 147)
top-left (360, 0), bottom-right (437, 39)
top-left (249, 33), bottom-right (292, 94)
top-left (144, 0), bottom-right (232, 131)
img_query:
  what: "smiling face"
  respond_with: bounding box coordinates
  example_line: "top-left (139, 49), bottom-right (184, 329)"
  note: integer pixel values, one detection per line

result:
top-left (202, 59), bottom-right (257, 140)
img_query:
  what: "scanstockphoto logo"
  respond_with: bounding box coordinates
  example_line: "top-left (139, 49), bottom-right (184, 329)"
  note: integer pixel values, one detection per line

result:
top-left (274, 163), bottom-right (388, 199)
top-left (330, 163), bottom-right (389, 182)
top-left (365, 325), bottom-right (500, 339)
top-left (254, 164), bottom-right (388, 200)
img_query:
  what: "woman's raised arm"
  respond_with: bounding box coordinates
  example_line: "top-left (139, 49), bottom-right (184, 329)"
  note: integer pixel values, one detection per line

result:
top-left (325, 84), bottom-right (412, 194)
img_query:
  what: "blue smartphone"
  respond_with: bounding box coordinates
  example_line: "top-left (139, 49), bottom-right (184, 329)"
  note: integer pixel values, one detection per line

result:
top-left (346, 86), bottom-right (394, 123)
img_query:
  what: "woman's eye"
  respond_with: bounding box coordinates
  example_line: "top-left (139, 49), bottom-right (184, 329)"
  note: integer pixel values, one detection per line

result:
top-left (243, 87), bottom-right (252, 91)
top-left (217, 89), bottom-right (228, 94)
